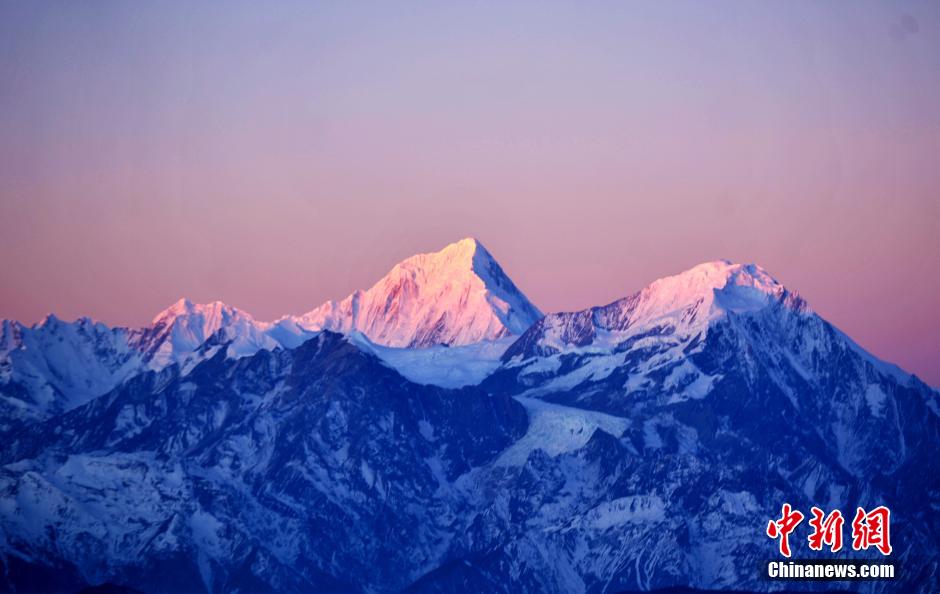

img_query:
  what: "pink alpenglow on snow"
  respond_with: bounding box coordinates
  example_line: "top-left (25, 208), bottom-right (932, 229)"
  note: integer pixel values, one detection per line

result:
top-left (290, 238), bottom-right (543, 348)
top-left (628, 260), bottom-right (809, 330)
top-left (134, 299), bottom-right (280, 368)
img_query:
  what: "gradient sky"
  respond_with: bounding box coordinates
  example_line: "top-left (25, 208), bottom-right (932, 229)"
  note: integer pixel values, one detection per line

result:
top-left (1, 1), bottom-right (938, 385)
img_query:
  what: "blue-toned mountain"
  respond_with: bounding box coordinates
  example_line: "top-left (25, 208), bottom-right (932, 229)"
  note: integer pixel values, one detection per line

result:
top-left (0, 331), bottom-right (526, 593)
top-left (0, 255), bottom-right (937, 593)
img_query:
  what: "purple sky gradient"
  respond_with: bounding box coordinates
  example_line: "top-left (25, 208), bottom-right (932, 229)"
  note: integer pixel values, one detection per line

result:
top-left (1, 2), bottom-right (938, 384)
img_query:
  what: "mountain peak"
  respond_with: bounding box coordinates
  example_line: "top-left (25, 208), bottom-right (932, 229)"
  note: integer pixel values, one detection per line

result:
top-left (445, 236), bottom-right (485, 257)
top-left (502, 260), bottom-right (809, 361)
top-left (389, 237), bottom-right (489, 279)
top-left (139, 299), bottom-right (271, 368)
top-left (295, 238), bottom-right (542, 347)
top-left (38, 313), bottom-right (63, 327)
top-left (151, 298), bottom-right (247, 326)
top-left (639, 260), bottom-right (807, 323)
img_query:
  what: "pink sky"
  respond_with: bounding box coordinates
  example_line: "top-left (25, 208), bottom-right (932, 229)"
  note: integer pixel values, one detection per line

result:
top-left (1, 2), bottom-right (938, 385)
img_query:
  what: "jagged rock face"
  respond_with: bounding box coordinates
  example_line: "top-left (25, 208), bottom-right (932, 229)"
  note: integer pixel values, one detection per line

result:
top-left (0, 332), bottom-right (527, 593)
top-left (0, 317), bottom-right (141, 434)
top-left (465, 317), bottom-right (939, 593)
top-left (474, 264), bottom-right (939, 593)
top-left (0, 303), bottom-right (285, 433)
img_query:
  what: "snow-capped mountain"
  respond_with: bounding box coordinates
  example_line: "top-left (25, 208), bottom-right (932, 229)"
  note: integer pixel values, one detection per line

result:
top-left (502, 260), bottom-right (807, 361)
top-left (1, 252), bottom-right (938, 593)
top-left (0, 316), bottom-right (141, 433)
top-left (0, 239), bottom-right (539, 431)
top-left (0, 303), bottom-right (290, 433)
top-left (290, 238), bottom-right (543, 348)
top-left (491, 260), bottom-right (927, 413)
top-left (472, 261), bottom-right (939, 591)
top-left (131, 299), bottom-right (282, 369)
top-left (492, 260), bottom-right (818, 409)
top-left (1, 332), bottom-right (528, 593)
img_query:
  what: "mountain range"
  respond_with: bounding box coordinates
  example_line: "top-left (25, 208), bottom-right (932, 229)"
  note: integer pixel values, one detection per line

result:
top-left (0, 239), bottom-right (538, 431)
top-left (0, 238), bottom-right (937, 593)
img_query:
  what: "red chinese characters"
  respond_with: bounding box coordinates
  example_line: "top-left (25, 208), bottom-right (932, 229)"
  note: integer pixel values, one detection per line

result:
top-left (767, 504), bottom-right (893, 557)
top-left (807, 507), bottom-right (844, 553)
top-left (766, 503), bottom-right (804, 558)
top-left (851, 506), bottom-right (892, 555)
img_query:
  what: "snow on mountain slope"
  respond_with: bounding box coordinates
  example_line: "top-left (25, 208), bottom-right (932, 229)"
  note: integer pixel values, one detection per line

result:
top-left (352, 334), bottom-right (514, 388)
top-left (490, 261), bottom-right (811, 410)
top-left (3, 320), bottom-right (937, 593)
top-left (494, 397), bottom-right (630, 466)
top-left (488, 259), bottom-right (939, 481)
top-left (290, 238), bottom-right (542, 347)
top-left (0, 302), bottom-right (302, 430)
top-left (0, 317), bottom-right (142, 431)
top-left (461, 263), bottom-right (939, 594)
top-left (494, 259), bottom-right (934, 401)
top-left (503, 260), bottom-right (807, 361)
top-left (130, 299), bottom-right (282, 368)
top-left (0, 332), bottom-right (528, 594)
top-left (2, 255), bottom-right (939, 593)
top-left (0, 239), bottom-right (542, 426)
